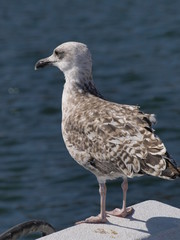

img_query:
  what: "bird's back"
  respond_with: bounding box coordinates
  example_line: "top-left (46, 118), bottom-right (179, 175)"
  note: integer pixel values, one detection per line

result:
top-left (62, 92), bottom-right (180, 181)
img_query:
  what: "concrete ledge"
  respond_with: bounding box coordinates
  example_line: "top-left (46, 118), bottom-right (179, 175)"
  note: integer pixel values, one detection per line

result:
top-left (37, 200), bottom-right (180, 240)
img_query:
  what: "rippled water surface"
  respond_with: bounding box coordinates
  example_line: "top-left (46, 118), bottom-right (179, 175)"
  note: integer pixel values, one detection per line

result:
top-left (0, 0), bottom-right (180, 234)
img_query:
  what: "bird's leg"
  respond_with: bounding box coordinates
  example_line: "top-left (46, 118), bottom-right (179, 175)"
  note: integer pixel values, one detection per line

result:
top-left (76, 183), bottom-right (107, 224)
top-left (99, 182), bottom-right (107, 221)
top-left (107, 178), bottom-right (133, 218)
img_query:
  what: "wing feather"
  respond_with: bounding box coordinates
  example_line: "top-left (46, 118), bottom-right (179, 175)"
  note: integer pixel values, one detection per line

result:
top-left (62, 95), bottom-right (178, 179)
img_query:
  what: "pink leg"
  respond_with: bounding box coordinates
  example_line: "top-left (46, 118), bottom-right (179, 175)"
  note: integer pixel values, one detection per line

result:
top-left (107, 178), bottom-right (133, 218)
top-left (76, 183), bottom-right (107, 224)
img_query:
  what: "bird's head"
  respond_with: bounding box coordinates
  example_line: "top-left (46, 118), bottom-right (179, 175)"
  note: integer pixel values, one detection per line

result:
top-left (35, 42), bottom-right (92, 80)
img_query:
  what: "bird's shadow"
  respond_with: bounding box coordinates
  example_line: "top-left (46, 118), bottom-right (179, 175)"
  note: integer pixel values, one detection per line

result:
top-left (106, 209), bottom-right (180, 239)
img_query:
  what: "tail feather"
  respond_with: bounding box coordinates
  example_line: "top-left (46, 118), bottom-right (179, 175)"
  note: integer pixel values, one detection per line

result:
top-left (140, 152), bottom-right (180, 179)
top-left (161, 158), bottom-right (180, 179)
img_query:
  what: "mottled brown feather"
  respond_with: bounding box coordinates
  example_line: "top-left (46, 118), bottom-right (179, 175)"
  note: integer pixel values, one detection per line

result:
top-left (62, 93), bottom-right (179, 180)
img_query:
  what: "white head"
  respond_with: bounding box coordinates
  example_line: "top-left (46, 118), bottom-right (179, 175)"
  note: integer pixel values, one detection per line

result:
top-left (35, 42), bottom-right (92, 81)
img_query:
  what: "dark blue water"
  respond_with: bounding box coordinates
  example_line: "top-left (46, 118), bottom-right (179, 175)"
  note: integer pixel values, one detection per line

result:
top-left (0, 0), bottom-right (180, 234)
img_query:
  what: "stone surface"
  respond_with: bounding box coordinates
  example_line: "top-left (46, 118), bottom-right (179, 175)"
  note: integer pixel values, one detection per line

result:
top-left (37, 200), bottom-right (180, 240)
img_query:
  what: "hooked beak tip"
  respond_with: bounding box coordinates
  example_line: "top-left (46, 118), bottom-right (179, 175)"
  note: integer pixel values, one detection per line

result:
top-left (34, 64), bottom-right (38, 71)
top-left (34, 57), bottom-right (54, 71)
top-left (34, 60), bottom-right (47, 70)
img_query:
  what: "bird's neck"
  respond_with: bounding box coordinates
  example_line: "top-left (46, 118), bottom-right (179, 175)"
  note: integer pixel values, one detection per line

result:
top-left (63, 67), bottom-right (102, 97)
top-left (62, 68), bottom-right (103, 118)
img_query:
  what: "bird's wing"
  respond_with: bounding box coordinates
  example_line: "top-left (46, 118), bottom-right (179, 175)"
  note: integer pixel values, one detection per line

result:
top-left (63, 96), bottom-right (178, 179)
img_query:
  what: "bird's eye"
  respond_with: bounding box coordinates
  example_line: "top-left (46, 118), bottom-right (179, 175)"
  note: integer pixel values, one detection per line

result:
top-left (54, 50), bottom-right (65, 59)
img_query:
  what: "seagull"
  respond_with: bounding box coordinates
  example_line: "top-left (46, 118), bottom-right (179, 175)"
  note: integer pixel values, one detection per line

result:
top-left (35, 41), bottom-right (180, 224)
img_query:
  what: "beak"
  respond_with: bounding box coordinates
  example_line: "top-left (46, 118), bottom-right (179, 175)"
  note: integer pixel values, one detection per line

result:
top-left (34, 55), bottom-right (56, 70)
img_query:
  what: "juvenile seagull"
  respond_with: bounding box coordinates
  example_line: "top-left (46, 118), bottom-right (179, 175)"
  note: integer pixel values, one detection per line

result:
top-left (35, 42), bottom-right (180, 224)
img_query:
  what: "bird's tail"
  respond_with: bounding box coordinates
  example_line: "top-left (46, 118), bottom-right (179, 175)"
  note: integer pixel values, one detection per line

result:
top-left (160, 158), bottom-right (180, 179)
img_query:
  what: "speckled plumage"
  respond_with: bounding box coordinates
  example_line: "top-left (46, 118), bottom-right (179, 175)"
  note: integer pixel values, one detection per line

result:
top-left (35, 41), bottom-right (180, 223)
top-left (62, 87), bottom-right (178, 182)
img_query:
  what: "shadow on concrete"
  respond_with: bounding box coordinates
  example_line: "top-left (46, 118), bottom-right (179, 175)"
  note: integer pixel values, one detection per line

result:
top-left (108, 214), bottom-right (180, 240)
top-left (145, 216), bottom-right (180, 240)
